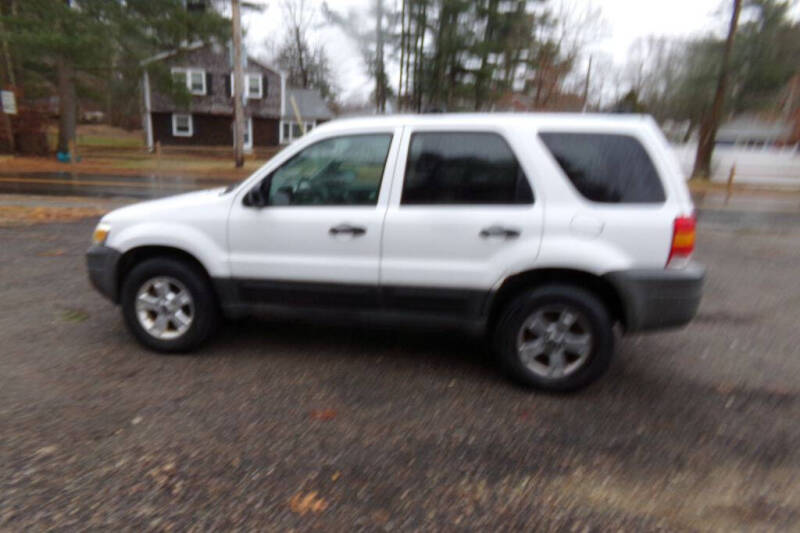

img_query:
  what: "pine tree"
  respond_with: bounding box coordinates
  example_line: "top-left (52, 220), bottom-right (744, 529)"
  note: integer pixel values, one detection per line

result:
top-left (1, 0), bottom-right (229, 154)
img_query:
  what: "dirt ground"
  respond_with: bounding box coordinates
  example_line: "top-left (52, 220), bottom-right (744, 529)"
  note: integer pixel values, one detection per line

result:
top-left (1, 213), bottom-right (799, 531)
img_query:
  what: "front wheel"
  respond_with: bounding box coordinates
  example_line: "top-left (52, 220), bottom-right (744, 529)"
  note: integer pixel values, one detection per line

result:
top-left (120, 258), bottom-right (219, 352)
top-left (493, 285), bottom-right (614, 392)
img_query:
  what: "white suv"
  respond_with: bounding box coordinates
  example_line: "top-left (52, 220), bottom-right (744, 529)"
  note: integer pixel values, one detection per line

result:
top-left (87, 114), bottom-right (704, 391)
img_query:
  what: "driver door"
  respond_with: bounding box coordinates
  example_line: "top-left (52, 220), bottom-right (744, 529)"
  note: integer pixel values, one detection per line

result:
top-left (227, 129), bottom-right (400, 307)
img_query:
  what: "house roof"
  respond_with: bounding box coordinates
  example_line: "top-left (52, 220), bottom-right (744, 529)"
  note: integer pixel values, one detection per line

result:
top-left (141, 41), bottom-right (207, 66)
top-left (286, 88), bottom-right (333, 121)
top-left (141, 40), bottom-right (284, 76)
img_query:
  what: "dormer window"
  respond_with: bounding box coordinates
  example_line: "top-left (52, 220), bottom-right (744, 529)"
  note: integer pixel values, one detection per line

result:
top-left (171, 67), bottom-right (206, 95)
top-left (248, 74), bottom-right (263, 98)
top-left (230, 73), bottom-right (264, 99)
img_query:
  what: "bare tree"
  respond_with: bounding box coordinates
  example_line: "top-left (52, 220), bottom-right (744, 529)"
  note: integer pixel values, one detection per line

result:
top-left (398, 0), bottom-right (406, 110)
top-left (323, 0), bottom-right (391, 112)
top-left (271, 0), bottom-right (336, 101)
top-left (528, 0), bottom-right (608, 109)
top-left (692, 0), bottom-right (742, 179)
top-left (375, 0), bottom-right (385, 112)
top-left (280, 0), bottom-right (314, 88)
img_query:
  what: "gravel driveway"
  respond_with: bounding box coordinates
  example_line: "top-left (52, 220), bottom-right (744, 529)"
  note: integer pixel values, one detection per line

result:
top-left (1, 217), bottom-right (799, 531)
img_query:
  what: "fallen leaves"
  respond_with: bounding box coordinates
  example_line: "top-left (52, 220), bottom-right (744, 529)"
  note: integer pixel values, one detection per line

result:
top-left (36, 248), bottom-right (66, 257)
top-left (147, 462), bottom-right (184, 496)
top-left (61, 308), bottom-right (89, 322)
top-left (289, 491), bottom-right (328, 515)
top-left (0, 205), bottom-right (108, 227)
top-left (309, 408), bottom-right (337, 421)
top-left (34, 445), bottom-right (58, 457)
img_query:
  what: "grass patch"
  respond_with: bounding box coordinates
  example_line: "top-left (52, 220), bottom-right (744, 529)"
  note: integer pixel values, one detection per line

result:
top-left (61, 308), bottom-right (89, 322)
top-left (76, 135), bottom-right (143, 149)
top-left (46, 124), bottom-right (145, 151)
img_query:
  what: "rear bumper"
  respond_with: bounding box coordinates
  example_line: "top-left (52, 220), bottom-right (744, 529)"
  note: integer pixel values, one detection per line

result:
top-left (604, 263), bottom-right (705, 332)
top-left (86, 245), bottom-right (121, 303)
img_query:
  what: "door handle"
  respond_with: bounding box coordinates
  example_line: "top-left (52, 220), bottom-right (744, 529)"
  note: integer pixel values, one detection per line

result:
top-left (480, 225), bottom-right (520, 239)
top-left (329, 224), bottom-right (366, 236)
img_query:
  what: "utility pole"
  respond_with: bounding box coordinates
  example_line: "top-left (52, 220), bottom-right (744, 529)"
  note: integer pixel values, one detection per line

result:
top-left (57, 0), bottom-right (77, 156)
top-left (692, 0), bottom-right (742, 179)
top-left (375, 0), bottom-right (384, 113)
top-left (582, 55), bottom-right (593, 113)
top-left (398, 0), bottom-right (406, 111)
top-left (0, 4), bottom-right (15, 154)
top-left (231, 0), bottom-right (245, 167)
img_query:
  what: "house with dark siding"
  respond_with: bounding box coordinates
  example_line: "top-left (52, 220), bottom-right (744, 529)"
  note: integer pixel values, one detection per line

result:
top-left (142, 42), bottom-right (292, 150)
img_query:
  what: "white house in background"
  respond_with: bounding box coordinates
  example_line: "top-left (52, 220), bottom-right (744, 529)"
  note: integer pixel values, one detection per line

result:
top-left (716, 116), bottom-right (794, 148)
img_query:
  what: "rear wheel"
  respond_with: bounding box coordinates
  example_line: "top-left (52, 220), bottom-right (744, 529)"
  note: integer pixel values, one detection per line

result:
top-left (493, 285), bottom-right (614, 392)
top-left (120, 257), bottom-right (219, 352)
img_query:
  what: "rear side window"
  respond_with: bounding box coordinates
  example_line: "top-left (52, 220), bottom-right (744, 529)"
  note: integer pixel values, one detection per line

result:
top-left (539, 132), bottom-right (665, 203)
top-left (402, 132), bottom-right (533, 205)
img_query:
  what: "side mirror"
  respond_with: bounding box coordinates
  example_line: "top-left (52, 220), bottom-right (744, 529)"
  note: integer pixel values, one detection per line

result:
top-left (243, 177), bottom-right (271, 208)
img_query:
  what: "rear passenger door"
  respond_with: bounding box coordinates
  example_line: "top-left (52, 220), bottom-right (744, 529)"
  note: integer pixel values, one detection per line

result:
top-left (380, 128), bottom-right (543, 317)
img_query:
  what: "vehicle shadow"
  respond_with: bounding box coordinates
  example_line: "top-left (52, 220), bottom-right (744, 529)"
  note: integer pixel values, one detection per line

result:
top-left (210, 313), bottom-right (502, 381)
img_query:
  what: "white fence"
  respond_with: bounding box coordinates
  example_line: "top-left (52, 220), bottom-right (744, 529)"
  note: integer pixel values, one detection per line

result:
top-left (672, 144), bottom-right (800, 189)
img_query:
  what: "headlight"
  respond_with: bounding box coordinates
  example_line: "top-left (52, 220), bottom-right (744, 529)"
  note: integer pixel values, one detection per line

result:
top-left (92, 223), bottom-right (111, 245)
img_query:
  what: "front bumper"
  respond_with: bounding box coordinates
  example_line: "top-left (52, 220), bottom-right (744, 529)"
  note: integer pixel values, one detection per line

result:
top-left (86, 245), bottom-right (122, 303)
top-left (604, 263), bottom-right (705, 332)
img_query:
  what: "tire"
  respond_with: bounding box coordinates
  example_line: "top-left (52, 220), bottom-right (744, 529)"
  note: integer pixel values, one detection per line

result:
top-left (120, 257), bottom-right (219, 353)
top-left (493, 284), bottom-right (614, 392)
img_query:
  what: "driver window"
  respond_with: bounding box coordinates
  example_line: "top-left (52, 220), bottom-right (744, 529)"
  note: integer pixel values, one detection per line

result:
top-left (267, 134), bottom-right (393, 206)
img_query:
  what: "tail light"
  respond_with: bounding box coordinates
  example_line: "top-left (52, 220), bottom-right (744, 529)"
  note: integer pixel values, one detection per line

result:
top-left (667, 215), bottom-right (696, 267)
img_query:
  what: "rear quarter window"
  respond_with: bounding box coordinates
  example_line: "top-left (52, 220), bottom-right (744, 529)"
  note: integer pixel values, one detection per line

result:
top-left (538, 132), bottom-right (666, 204)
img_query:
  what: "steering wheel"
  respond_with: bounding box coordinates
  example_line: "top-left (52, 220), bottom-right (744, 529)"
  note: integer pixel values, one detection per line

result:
top-left (295, 176), bottom-right (326, 204)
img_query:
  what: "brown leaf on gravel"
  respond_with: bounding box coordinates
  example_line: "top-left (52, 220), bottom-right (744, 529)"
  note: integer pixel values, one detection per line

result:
top-left (147, 462), bottom-right (179, 491)
top-left (289, 491), bottom-right (328, 515)
top-left (372, 509), bottom-right (390, 525)
top-left (36, 249), bottom-right (66, 257)
top-left (310, 408), bottom-right (337, 421)
top-left (34, 445), bottom-right (58, 457)
top-left (171, 480), bottom-right (184, 496)
top-left (61, 308), bottom-right (89, 322)
top-left (716, 382), bottom-right (736, 395)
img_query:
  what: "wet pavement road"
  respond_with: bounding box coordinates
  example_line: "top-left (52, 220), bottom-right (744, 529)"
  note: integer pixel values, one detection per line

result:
top-left (0, 172), bottom-right (232, 199)
top-left (3, 172), bottom-right (800, 230)
top-left (1, 218), bottom-right (800, 531)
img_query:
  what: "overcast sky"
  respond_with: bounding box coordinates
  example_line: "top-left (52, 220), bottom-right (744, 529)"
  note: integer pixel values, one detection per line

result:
top-left (242, 0), bottom-right (798, 103)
